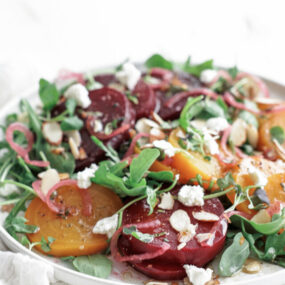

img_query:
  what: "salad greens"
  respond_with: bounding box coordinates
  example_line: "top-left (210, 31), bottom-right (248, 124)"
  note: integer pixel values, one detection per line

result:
top-left (1, 53), bottom-right (285, 282)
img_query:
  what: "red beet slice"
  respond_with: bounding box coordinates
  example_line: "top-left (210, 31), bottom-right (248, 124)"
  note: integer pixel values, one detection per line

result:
top-left (132, 80), bottom-right (156, 119)
top-left (157, 72), bottom-right (204, 120)
top-left (117, 186), bottom-right (227, 280)
top-left (86, 87), bottom-right (135, 140)
top-left (94, 74), bottom-right (116, 86)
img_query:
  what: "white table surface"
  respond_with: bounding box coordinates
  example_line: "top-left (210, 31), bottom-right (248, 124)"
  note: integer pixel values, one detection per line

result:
top-left (1, 0), bottom-right (285, 284)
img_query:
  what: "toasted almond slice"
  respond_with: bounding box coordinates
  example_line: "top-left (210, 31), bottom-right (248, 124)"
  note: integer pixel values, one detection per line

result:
top-left (135, 118), bottom-right (161, 134)
top-left (65, 130), bottom-right (82, 147)
top-left (78, 147), bottom-right (87, 160)
top-left (169, 210), bottom-right (191, 232)
top-left (41, 169), bottom-right (60, 195)
top-left (58, 173), bottom-right (70, 180)
top-left (242, 258), bottom-right (261, 274)
top-left (69, 137), bottom-right (80, 159)
top-left (247, 124), bottom-right (259, 148)
top-left (93, 119), bottom-right (103, 133)
top-left (51, 147), bottom-right (65, 155)
top-left (192, 211), bottom-right (219, 222)
top-left (229, 118), bottom-right (247, 146)
top-left (251, 209), bottom-right (271, 224)
top-left (195, 233), bottom-right (212, 244)
top-left (42, 122), bottom-right (63, 146)
top-left (178, 230), bottom-right (195, 243)
top-left (177, 242), bottom-right (186, 251)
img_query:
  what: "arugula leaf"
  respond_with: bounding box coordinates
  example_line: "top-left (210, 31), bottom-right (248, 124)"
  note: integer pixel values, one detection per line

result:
top-left (183, 56), bottom-right (213, 77)
top-left (128, 148), bottom-right (160, 185)
top-left (4, 191), bottom-right (35, 239)
top-left (147, 171), bottom-right (174, 182)
top-left (238, 110), bottom-right (258, 128)
top-left (231, 208), bottom-right (285, 235)
top-left (73, 255), bottom-right (112, 279)
top-left (65, 98), bottom-right (77, 116)
top-left (39, 79), bottom-right (60, 111)
top-left (242, 221), bottom-right (285, 267)
top-left (42, 143), bottom-right (75, 175)
top-left (6, 216), bottom-right (38, 234)
top-left (217, 172), bottom-right (235, 191)
top-left (211, 77), bottom-right (230, 94)
top-left (40, 236), bottom-right (56, 252)
top-left (240, 143), bottom-right (254, 156)
top-left (228, 66), bottom-right (239, 79)
top-left (270, 126), bottom-right (285, 144)
top-left (123, 226), bottom-right (154, 243)
top-left (218, 232), bottom-right (250, 277)
top-left (91, 136), bottom-right (120, 163)
top-left (203, 100), bottom-right (226, 118)
top-left (179, 96), bottom-right (204, 131)
top-left (60, 116), bottom-right (83, 131)
top-left (146, 186), bottom-right (157, 215)
top-left (145, 54), bottom-right (173, 70)
top-left (5, 113), bottom-right (18, 126)
top-left (21, 99), bottom-right (42, 146)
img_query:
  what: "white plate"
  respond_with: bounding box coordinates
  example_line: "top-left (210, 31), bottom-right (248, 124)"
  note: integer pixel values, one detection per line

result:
top-left (0, 76), bottom-right (285, 285)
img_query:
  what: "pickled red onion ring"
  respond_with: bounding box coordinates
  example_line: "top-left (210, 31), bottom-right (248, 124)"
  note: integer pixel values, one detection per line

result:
top-left (32, 180), bottom-right (47, 203)
top-left (148, 68), bottom-right (173, 90)
top-left (220, 126), bottom-right (233, 158)
top-left (57, 69), bottom-right (85, 85)
top-left (235, 147), bottom-right (248, 159)
top-left (236, 72), bottom-right (269, 98)
top-left (264, 105), bottom-right (285, 114)
top-left (164, 88), bottom-right (218, 108)
top-left (86, 116), bottom-right (131, 141)
top-left (6, 123), bottom-right (50, 168)
top-left (224, 92), bottom-right (261, 115)
top-left (32, 179), bottom-right (92, 216)
top-left (111, 220), bottom-right (170, 262)
top-left (123, 133), bottom-right (150, 159)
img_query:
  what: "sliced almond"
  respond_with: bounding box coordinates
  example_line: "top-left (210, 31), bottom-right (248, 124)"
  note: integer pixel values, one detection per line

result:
top-left (251, 209), bottom-right (271, 224)
top-left (51, 147), bottom-right (65, 155)
top-left (177, 242), bottom-right (186, 250)
top-left (135, 118), bottom-right (161, 134)
top-left (41, 169), bottom-right (60, 195)
top-left (192, 211), bottom-right (219, 222)
top-left (169, 210), bottom-right (191, 232)
top-left (178, 230), bottom-right (195, 243)
top-left (229, 118), bottom-right (247, 146)
top-left (273, 139), bottom-right (285, 161)
top-left (65, 130), bottom-right (82, 147)
top-left (93, 119), bottom-right (103, 133)
top-left (242, 258), bottom-right (261, 274)
top-left (195, 233), bottom-right (212, 244)
top-left (152, 112), bottom-right (165, 126)
top-left (246, 124), bottom-right (258, 148)
top-left (69, 137), bottom-right (80, 159)
top-left (78, 147), bottom-right (87, 160)
top-left (43, 122), bottom-right (63, 146)
top-left (58, 173), bottom-right (70, 180)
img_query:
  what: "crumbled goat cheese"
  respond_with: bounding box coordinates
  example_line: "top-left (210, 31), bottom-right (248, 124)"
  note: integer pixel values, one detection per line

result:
top-left (77, 164), bottom-right (98, 189)
top-left (93, 214), bottom-right (118, 239)
top-left (115, 62), bottom-right (141, 90)
top-left (206, 117), bottom-right (229, 133)
top-left (184, 264), bottom-right (213, 285)
top-left (192, 211), bottom-right (219, 222)
top-left (203, 132), bottom-right (219, 155)
top-left (178, 185), bottom-right (204, 207)
top-left (64, 83), bottom-right (91, 108)
top-left (158, 193), bottom-right (175, 210)
top-left (153, 140), bottom-right (177, 157)
top-left (200, 69), bottom-right (218, 84)
top-left (248, 166), bottom-right (268, 187)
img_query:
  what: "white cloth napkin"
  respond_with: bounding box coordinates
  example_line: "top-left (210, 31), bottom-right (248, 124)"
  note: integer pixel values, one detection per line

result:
top-left (0, 238), bottom-right (55, 285)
